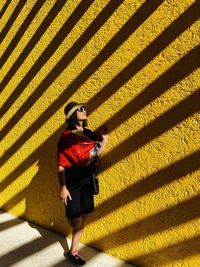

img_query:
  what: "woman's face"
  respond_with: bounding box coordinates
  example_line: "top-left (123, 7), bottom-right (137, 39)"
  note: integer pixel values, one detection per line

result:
top-left (76, 106), bottom-right (87, 121)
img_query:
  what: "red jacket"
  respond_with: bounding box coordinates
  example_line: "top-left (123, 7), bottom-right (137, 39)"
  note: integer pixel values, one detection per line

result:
top-left (57, 130), bottom-right (99, 167)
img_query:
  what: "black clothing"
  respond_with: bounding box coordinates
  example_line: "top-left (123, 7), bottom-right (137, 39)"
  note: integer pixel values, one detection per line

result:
top-left (65, 183), bottom-right (94, 219)
top-left (64, 128), bottom-right (97, 219)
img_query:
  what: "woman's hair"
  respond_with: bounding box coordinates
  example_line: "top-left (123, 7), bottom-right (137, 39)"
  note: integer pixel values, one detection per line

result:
top-left (66, 110), bottom-right (87, 130)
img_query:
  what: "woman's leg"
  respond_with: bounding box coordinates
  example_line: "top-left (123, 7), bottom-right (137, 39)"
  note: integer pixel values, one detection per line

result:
top-left (70, 216), bottom-right (84, 253)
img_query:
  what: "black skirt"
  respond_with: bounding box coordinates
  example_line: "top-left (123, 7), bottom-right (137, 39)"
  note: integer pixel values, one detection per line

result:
top-left (65, 183), bottom-right (94, 219)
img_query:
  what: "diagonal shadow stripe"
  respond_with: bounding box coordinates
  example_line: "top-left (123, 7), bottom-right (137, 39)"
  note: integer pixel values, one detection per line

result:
top-left (0, 236), bottom-right (56, 266)
top-left (132, 235), bottom-right (200, 264)
top-left (0, 0), bottom-right (12, 20)
top-left (0, 0), bottom-right (69, 91)
top-left (0, 0), bottom-right (46, 69)
top-left (0, 218), bottom-right (22, 232)
top-left (0, 0), bottom-right (189, 160)
top-left (100, 89), bottom-right (200, 172)
top-left (1, 186), bottom-right (29, 213)
top-left (0, 0), bottom-right (27, 45)
top-left (91, 149), bottom-right (200, 224)
top-left (0, 0), bottom-right (121, 111)
top-left (89, 195), bottom-right (200, 247)
top-left (94, 45), bottom-right (200, 133)
top-left (0, 124), bottom-right (64, 191)
top-left (86, 1), bottom-right (200, 114)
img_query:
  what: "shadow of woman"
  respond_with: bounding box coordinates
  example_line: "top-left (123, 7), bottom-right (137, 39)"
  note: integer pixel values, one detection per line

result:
top-left (24, 126), bottom-right (72, 254)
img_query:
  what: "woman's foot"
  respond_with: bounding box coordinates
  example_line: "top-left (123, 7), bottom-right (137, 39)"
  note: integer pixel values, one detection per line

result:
top-left (66, 251), bottom-right (85, 266)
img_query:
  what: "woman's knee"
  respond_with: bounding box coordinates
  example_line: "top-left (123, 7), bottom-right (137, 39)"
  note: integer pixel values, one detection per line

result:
top-left (70, 216), bottom-right (83, 230)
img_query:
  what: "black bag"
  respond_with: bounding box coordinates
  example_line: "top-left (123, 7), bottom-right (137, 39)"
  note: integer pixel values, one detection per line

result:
top-left (92, 173), bottom-right (99, 195)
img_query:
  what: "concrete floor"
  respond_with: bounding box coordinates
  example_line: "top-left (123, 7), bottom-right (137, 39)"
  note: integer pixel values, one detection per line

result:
top-left (0, 211), bottom-right (134, 267)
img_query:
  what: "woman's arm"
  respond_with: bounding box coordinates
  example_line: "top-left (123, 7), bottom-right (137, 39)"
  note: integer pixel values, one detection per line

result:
top-left (97, 126), bottom-right (109, 156)
top-left (58, 166), bottom-right (66, 187)
top-left (58, 166), bottom-right (72, 205)
top-left (97, 136), bottom-right (108, 156)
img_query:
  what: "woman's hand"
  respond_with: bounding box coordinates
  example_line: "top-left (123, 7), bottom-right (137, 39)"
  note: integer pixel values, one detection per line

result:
top-left (100, 125), bottom-right (109, 141)
top-left (60, 185), bottom-right (72, 205)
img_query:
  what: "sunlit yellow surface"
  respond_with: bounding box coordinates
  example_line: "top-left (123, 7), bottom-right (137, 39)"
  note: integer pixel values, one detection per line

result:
top-left (1, 1), bottom-right (199, 266)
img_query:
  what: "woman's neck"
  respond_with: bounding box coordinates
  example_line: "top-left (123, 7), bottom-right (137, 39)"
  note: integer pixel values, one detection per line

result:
top-left (75, 123), bottom-right (84, 132)
top-left (79, 121), bottom-right (83, 127)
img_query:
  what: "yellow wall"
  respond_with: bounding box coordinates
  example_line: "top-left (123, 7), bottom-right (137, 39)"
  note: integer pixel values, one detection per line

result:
top-left (0, 0), bottom-right (200, 266)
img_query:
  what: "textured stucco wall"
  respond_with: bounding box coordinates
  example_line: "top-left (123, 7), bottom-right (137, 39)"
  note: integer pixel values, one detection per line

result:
top-left (0, 1), bottom-right (200, 266)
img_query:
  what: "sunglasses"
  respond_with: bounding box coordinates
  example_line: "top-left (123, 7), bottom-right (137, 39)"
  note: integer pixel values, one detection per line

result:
top-left (77, 106), bottom-right (86, 112)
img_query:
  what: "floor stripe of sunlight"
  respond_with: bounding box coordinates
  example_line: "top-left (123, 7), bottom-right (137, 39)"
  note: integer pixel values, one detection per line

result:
top-left (0, 211), bottom-right (134, 267)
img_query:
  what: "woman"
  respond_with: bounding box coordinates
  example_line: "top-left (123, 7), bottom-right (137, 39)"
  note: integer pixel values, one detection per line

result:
top-left (57, 101), bottom-right (108, 265)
